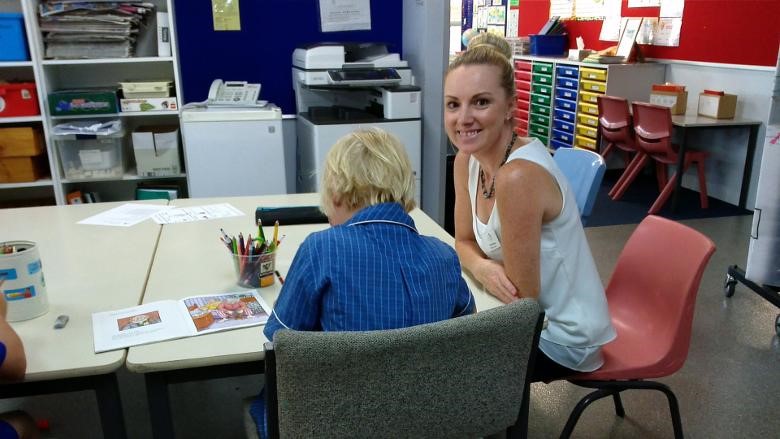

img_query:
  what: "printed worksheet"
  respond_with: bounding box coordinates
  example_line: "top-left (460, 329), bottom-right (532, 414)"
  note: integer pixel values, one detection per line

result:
top-left (78, 203), bottom-right (172, 227)
top-left (151, 203), bottom-right (244, 224)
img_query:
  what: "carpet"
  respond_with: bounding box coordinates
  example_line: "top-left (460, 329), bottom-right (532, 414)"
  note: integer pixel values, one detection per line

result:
top-left (585, 171), bottom-right (752, 227)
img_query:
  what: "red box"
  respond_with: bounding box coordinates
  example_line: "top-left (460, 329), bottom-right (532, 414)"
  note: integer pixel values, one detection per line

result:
top-left (0, 83), bottom-right (40, 117)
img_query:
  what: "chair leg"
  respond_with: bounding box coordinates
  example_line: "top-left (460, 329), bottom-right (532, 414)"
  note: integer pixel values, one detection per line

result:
top-left (656, 384), bottom-right (685, 439)
top-left (696, 159), bottom-right (709, 209)
top-left (611, 154), bottom-right (648, 201)
top-left (612, 391), bottom-right (626, 417)
top-left (649, 161), bottom-right (692, 215)
top-left (507, 382), bottom-right (531, 439)
top-left (559, 388), bottom-right (619, 439)
top-left (655, 163), bottom-right (668, 192)
top-left (601, 142), bottom-right (614, 160)
top-left (608, 152), bottom-right (641, 197)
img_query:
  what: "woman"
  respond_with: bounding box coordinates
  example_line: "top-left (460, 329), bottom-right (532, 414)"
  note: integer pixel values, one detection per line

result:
top-left (445, 34), bottom-right (615, 381)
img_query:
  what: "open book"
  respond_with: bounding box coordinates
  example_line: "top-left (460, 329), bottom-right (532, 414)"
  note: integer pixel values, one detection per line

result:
top-left (92, 290), bottom-right (272, 353)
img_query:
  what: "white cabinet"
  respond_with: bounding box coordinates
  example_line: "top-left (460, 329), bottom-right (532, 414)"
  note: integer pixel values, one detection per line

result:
top-left (0, 0), bottom-right (186, 206)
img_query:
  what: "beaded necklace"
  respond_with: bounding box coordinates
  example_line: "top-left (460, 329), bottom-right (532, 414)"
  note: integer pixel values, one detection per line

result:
top-left (478, 132), bottom-right (517, 199)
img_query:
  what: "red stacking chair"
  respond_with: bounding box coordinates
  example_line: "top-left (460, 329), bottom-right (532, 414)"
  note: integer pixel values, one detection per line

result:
top-left (560, 215), bottom-right (716, 439)
top-left (597, 95), bottom-right (637, 167)
top-left (611, 102), bottom-right (709, 214)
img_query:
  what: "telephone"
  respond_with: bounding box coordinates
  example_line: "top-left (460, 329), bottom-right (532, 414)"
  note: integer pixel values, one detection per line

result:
top-left (207, 79), bottom-right (261, 106)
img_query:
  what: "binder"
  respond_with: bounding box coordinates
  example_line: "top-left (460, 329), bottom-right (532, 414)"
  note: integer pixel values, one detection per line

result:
top-left (157, 12), bottom-right (171, 57)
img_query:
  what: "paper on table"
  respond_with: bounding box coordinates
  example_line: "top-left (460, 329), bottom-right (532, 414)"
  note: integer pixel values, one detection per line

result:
top-left (151, 203), bottom-right (244, 224)
top-left (78, 203), bottom-right (171, 227)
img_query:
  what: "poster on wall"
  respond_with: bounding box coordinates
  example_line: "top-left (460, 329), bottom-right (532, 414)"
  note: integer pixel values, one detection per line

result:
top-left (212, 0), bottom-right (241, 31)
top-left (550, 0), bottom-right (574, 19)
top-left (636, 17), bottom-right (658, 45)
top-left (487, 5), bottom-right (506, 24)
top-left (598, 0), bottom-right (623, 41)
top-left (506, 8), bottom-right (519, 37)
top-left (628, 0), bottom-right (660, 7)
top-left (653, 17), bottom-right (682, 46)
top-left (319, 0), bottom-right (371, 32)
top-left (660, 0), bottom-right (684, 18)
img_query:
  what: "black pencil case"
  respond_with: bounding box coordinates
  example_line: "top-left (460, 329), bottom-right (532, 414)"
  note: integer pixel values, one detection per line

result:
top-left (255, 206), bottom-right (328, 225)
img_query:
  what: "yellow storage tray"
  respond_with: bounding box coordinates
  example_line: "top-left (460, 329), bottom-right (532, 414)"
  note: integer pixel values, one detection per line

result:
top-left (580, 67), bottom-right (607, 82)
top-left (580, 79), bottom-right (606, 94)
top-left (576, 124), bottom-right (598, 138)
top-left (579, 102), bottom-right (599, 116)
top-left (577, 113), bottom-right (599, 127)
top-left (579, 91), bottom-right (601, 105)
top-left (575, 135), bottom-right (597, 150)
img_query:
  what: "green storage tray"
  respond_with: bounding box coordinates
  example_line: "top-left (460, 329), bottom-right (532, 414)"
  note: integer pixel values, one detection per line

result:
top-left (48, 88), bottom-right (118, 116)
top-left (531, 102), bottom-right (551, 116)
top-left (530, 113), bottom-right (550, 127)
top-left (532, 62), bottom-right (553, 74)
top-left (532, 83), bottom-right (552, 96)
top-left (529, 122), bottom-right (549, 137)
top-left (532, 73), bottom-right (552, 86)
top-left (530, 93), bottom-right (551, 106)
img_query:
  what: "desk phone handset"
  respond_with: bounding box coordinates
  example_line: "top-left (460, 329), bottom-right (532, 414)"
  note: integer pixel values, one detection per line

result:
top-left (207, 79), bottom-right (261, 106)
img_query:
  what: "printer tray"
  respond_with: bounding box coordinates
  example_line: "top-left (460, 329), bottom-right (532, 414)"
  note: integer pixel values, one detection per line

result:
top-left (255, 206), bottom-right (328, 226)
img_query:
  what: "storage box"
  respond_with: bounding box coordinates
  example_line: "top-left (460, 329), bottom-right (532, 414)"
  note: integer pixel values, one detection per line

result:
top-left (0, 83), bottom-right (40, 117)
top-left (132, 126), bottom-right (181, 177)
top-left (120, 97), bottom-right (178, 112)
top-left (650, 90), bottom-right (688, 115)
top-left (0, 127), bottom-right (45, 183)
top-left (54, 128), bottom-right (125, 180)
top-left (119, 81), bottom-right (173, 98)
top-left (48, 89), bottom-right (118, 116)
top-left (698, 93), bottom-right (737, 119)
top-left (0, 13), bottom-right (29, 61)
top-left (529, 34), bottom-right (568, 56)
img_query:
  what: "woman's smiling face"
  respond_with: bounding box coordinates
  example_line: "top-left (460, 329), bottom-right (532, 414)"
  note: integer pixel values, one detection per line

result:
top-left (444, 64), bottom-right (513, 156)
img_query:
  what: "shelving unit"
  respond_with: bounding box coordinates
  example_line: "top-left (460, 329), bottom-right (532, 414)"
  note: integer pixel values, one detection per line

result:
top-left (0, 0), bottom-right (186, 207)
top-left (513, 55), bottom-right (666, 154)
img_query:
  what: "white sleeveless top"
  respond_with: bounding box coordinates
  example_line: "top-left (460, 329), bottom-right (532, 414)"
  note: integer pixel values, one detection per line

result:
top-left (468, 139), bottom-right (616, 371)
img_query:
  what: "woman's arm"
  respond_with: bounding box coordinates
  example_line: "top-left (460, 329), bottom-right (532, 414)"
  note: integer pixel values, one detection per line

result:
top-left (494, 159), bottom-right (563, 299)
top-left (453, 152), bottom-right (518, 303)
top-left (0, 295), bottom-right (26, 381)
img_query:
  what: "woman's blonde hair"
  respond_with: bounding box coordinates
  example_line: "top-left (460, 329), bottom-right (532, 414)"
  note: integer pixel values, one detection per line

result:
top-left (447, 33), bottom-right (515, 102)
top-left (320, 128), bottom-right (416, 216)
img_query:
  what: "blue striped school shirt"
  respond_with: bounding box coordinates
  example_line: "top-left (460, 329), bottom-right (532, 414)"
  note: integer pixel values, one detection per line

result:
top-left (263, 202), bottom-right (474, 340)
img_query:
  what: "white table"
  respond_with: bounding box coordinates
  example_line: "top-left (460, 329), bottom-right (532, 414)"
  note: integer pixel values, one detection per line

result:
top-left (0, 200), bottom-right (167, 439)
top-left (126, 194), bottom-right (499, 438)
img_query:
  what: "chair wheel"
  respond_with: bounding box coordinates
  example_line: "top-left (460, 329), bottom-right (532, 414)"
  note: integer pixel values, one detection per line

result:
top-left (724, 274), bottom-right (737, 298)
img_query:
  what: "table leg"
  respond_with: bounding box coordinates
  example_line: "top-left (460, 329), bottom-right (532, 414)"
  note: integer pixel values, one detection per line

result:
top-left (670, 126), bottom-right (689, 212)
top-left (146, 372), bottom-right (174, 439)
top-left (95, 373), bottom-right (128, 439)
top-left (738, 124), bottom-right (760, 208)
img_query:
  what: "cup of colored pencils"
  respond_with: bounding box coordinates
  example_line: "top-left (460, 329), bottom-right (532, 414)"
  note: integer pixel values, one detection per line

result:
top-left (220, 220), bottom-right (282, 288)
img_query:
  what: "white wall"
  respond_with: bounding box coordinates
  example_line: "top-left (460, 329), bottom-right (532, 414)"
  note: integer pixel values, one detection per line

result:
top-left (662, 60), bottom-right (775, 208)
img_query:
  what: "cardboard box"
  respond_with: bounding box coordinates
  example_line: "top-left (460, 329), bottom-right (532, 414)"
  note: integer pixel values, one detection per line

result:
top-left (120, 97), bottom-right (178, 112)
top-left (48, 89), bottom-right (118, 116)
top-left (0, 127), bottom-right (44, 157)
top-left (132, 126), bottom-right (181, 177)
top-left (698, 93), bottom-right (737, 119)
top-left (650, 90), bottom-right (687, 115)
top-left (0, 157), bottom-right (45, 183)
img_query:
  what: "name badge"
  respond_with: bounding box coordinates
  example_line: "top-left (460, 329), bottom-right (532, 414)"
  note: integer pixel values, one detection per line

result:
top-left (482, 228), bottom-right (502, 253)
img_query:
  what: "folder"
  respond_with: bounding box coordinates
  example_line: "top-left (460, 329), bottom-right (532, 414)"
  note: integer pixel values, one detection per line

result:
top-left (157, 12), bottom-right (171, 57)
top-left (255, 206), bottom-right (328, 226)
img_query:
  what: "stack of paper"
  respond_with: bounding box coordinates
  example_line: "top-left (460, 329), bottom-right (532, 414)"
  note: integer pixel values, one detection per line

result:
top-left (38, 1), bottom-right (155, 59)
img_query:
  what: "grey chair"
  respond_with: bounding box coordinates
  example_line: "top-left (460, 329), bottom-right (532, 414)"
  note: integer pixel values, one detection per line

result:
top-left (262, 299), bottom-right (543, 439)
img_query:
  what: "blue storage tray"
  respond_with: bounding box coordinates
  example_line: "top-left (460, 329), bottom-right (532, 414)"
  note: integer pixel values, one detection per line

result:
top-left (555, 76), bottom-right (579, 90)
top-left (556, 65), bottom-right (579, 78)
top-left (552, 128), bottom-right (574, 144)
top-left (553, 119), bottom-right (575, 134)
top-left (0, 13), bottom-right (29, 61)
top-left (550, 139), bottom-right (571, 151)
top-left (529, 34), bottom-right (568, 56)
top-left (554, 108), bottom-right (576, 123)
top-left (554, 98), bottom-right (577, 113)
top-left (555, 87), bottom-right (577, 101)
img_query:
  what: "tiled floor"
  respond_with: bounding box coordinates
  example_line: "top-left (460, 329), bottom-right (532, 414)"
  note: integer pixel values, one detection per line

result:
top-left (1, 214), bottom-right (778, 438)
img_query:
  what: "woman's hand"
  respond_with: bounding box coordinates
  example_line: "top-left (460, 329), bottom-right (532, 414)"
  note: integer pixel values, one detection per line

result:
top-left (474, 259), bottom-right (518, 304)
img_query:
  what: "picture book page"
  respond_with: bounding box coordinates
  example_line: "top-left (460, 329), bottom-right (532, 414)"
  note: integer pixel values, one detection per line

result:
top-left (180, 290), bottom-right (271, 335)
top-left (92, 300), bottom-right (192, 353)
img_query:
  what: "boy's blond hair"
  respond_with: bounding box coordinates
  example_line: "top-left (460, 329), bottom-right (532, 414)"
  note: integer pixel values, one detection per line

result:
top-left (320, 128), bottom-right (416, 216)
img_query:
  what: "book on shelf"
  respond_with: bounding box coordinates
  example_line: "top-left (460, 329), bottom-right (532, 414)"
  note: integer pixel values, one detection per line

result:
top-left (92, 290), bottom-right (272, 353)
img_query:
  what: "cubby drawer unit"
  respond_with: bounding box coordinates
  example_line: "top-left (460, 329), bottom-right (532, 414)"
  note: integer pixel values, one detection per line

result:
top-left (550, 139), bottom-right (570, 151)
top-left (515, 80), bottom-right (531, 91)
top-left (575, 135), bottom-right (597, 150)
top-left (514, 70), bottom-right (532, 82)
top-left (556, 76), bottom-right (578, 90)
top-left (556, 65), bottom-right (579, 78)
top-left (554, 108), bottom-right (576, 123)
top-left (530, 102), bottom-right (551, 116)
top-left (580, 79), bottom-right (606, 94)
top-left (517, 98), bottom-right (530, 111)
top-left (532, 73), bottom-right (553, 87)
top-left (580, 67), bottom-right (607, 82)
top-left (555, 87), bottom-right (577, 102)
top-left (579, 90), bottom-right (601, 105)
top-left (532, 62), bottom-right (554, 75)
top-left (515, 60), bottom-right (532, 71)
top-left (554, 97), bottom-right (577, 113)
top-left (514, 108), bottom-right (529, 121)
top-left (517, 89), bottom-right (530, 102)
top-left (529, 122), bottom-right (549, 137)
top-left (576, 123), bottom-right (598, 138)
top-left (530, 93), bottom-right (551, 106)
top-left (532, 83), bottom-right (552, 96)
top-left (553, 119), bottom-right (575, 134)
top-left (579, 102), bottom-right (599, 116)
top-left (552, 129), bottom-right (574, 145)
top-left (530, 113), bottom-right (550, 127)
top-left (577, 113), bottom-right (599, 128)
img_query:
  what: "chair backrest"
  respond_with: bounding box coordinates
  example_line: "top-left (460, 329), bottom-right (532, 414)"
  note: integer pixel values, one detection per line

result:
top-left (605, 215), bottom-right (716, 377)
top-left (631, 101), bottom-right (676, 161)
top-left (553, 147), bottom-right (606, 224)
top-left (597, 95), bottom-right (635, 147)
top-left (265, 299), bottom-right (544, 439)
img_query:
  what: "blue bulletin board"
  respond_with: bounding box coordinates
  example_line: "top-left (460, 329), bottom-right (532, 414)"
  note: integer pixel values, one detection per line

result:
top-left (172, 0), bottom-right (403, 114)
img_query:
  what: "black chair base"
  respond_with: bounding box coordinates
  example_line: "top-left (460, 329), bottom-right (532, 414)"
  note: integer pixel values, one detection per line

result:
top-left (560, 379), bottom-right (683, 439)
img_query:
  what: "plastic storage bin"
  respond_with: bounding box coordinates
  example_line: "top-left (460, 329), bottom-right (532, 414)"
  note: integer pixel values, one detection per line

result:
top-left (0, 13), bottom-right (29, 61)
top-left (53, 121), bottom-right (125, 180)
top-left (529, 34), bottom-right (568, 56)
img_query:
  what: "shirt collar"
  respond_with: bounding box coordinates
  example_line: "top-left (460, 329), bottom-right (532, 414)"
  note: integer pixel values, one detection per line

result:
top-left (343, 202), bottom-right (418, 233)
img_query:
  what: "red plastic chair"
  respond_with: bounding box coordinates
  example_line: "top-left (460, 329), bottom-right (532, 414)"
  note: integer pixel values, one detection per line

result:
top-left (611, 102), bottom-right (709, 215)
top-left (560, 215), bottom-right (716, 439)
top-left (597, 95), bottom-right (637, 169)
